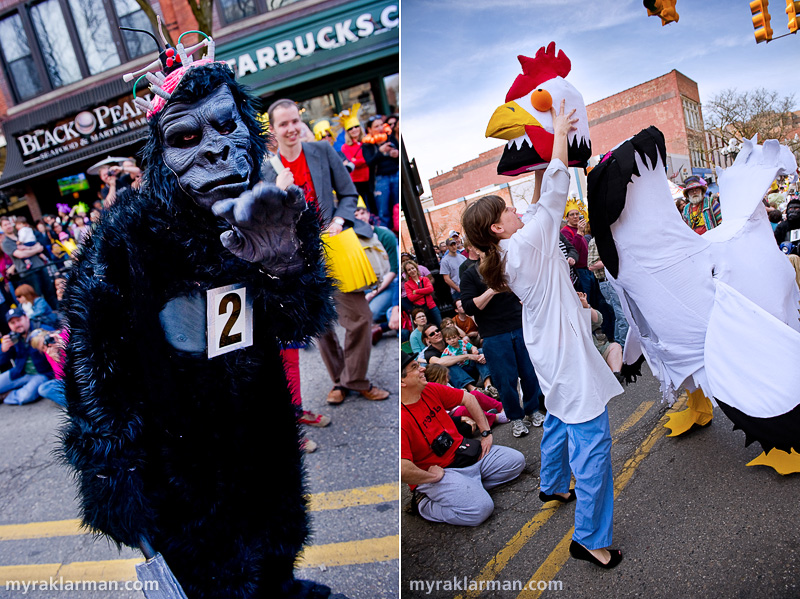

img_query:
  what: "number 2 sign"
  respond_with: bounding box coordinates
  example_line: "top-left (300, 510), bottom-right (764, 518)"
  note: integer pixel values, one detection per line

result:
top-left (207, 284), bottom-right (254, 358)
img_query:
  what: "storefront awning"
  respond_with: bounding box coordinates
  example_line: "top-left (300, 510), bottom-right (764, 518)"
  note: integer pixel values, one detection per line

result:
top-left (0, 76), bottom-right (150, 190)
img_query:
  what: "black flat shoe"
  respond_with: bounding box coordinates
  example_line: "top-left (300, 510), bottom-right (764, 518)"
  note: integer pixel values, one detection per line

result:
top-left (569, 540), bottom-right (622, 569)
top-left (538, 489), bottom-right (576, 503)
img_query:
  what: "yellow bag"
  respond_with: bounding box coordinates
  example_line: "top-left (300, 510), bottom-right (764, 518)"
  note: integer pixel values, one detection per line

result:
top-left (322, 228), bottom-right (377, 293)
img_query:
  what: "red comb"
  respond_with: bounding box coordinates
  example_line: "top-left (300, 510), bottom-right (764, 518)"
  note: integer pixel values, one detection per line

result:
top-left (505, 42), bottom-right (572, 103)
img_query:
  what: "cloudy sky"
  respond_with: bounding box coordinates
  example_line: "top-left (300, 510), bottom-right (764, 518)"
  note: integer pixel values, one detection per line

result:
top-left (401, 0), bottom-right (797, 193)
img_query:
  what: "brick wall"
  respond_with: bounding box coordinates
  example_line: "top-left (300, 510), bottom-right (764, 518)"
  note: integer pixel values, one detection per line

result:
top-left (588, 70), bottom-right (689, 156)
top-left (429, 145), bottom-right (509, 205)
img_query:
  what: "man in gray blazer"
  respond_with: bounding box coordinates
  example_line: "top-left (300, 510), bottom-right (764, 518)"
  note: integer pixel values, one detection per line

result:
top-left (264, 99), bottom-right (390, 407)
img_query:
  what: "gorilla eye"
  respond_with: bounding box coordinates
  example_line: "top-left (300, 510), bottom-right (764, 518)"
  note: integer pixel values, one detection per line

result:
top-left (167, 129), bottom-right (200, 148)
top-left (218, 120), bottom-right (237, 135)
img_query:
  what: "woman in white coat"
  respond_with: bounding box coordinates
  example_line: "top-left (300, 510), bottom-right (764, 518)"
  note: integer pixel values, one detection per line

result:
top-left (462, 101), bottom-right (624, 569)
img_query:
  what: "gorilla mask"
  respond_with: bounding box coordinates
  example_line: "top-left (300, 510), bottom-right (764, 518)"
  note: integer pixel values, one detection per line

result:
top-left (160, 86), bottom-right (253, 210)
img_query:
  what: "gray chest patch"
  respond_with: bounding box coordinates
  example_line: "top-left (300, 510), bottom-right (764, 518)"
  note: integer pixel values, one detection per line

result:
top-left (159, 292), bottom-right (207, 354)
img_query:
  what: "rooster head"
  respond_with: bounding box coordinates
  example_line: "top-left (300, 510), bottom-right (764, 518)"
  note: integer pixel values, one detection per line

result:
top-left (486, 42), bottom-right (591, 176)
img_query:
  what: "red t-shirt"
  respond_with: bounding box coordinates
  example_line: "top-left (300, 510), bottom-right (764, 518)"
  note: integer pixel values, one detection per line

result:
top-left (281, 150), bottom-right (318, 212)
top-left (401, 383), bottom-right (465, 488)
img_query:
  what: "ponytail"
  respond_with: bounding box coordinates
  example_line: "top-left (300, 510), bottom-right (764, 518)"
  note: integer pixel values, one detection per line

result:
top-left (479, 244), bottom-right (510, 293)
top-left (461, 195), bottom-right (511, 293)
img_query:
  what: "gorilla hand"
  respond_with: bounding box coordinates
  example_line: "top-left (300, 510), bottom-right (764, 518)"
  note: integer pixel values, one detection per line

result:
top-left (212, 182), bottom-right (306, 276)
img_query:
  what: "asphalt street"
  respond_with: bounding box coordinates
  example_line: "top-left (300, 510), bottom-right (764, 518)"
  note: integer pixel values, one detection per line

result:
top-left (400, 364), bottom-right (800, 599)
top-left (0, 323), bottom-right (399, 599)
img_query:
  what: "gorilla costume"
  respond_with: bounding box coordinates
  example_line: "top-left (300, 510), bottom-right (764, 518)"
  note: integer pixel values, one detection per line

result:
top-left (59, 40), bottom-right (341, 598)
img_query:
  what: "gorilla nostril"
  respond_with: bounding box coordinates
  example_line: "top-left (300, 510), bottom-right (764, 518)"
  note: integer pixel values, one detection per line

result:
top-left (222, 145), bottom-right (230, 161)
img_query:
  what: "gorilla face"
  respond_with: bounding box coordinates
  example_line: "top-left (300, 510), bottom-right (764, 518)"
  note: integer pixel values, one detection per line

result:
top-left (160, 85), bottom-right (253, 210)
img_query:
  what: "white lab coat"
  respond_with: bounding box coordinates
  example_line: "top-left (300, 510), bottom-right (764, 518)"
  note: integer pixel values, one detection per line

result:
top-left (499, 160), bottom-right (623, 424)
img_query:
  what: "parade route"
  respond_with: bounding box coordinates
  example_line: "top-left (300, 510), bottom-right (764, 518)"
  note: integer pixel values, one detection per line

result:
top-left (401, 366), bottom-right (800, 599)
top-left (0, 325), bottom-right (399, 599)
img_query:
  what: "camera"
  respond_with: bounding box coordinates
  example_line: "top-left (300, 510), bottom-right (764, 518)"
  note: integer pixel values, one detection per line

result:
top-left (430, 431), bottom-right (454, 457)
top-left (43, 334), bottom-right (58, 347)
top-left (7, 332), bottom-right (22, 345)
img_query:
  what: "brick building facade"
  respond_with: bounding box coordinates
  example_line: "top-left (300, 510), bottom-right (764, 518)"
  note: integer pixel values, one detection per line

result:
top-left (586, 69), bottom-right (707, 184)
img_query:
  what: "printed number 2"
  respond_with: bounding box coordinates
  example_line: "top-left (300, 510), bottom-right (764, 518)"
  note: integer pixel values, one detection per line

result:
top-left (219, 293), bottom-right (242, 348)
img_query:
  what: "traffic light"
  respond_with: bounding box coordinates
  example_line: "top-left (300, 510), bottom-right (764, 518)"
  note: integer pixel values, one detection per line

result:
top-left (643, 0), bottom-right (679, 25)
top-left (788, 0), bottom-right (800, 33)
top-left (751, 0), bottom-right (773, 43)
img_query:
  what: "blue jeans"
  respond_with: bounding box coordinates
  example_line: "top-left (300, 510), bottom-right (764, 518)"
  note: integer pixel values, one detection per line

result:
top-left (449, 358), bottom-right (492, 389)
top-left (481, 328), bottom-right (542, 420)
top-left (368, 278), bottom-right (399, 323)
top-left (425, 305), bottom-right (442, 327)
top-left (38, 378), bottom-right (66, 408)
top-left (599, 281), bottom-right (629, 348)
top-left (0, 370), bottom-right (51, 405)
top-left (373, 172), bottom-right (398, 229)
top-left (540, 407), bottom-right (613, 550)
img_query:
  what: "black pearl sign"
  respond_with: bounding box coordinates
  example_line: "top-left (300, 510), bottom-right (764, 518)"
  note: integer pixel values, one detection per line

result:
top-left (15, 92), bottom-right (153, 166)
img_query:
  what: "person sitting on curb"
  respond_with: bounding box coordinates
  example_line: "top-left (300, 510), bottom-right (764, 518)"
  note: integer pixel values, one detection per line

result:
top-left (423, 362), bottom-right (508, 437)
top-left (0, 307), bottom-right (54, 405)
top-left (421, 324), bottom-right (487, 395)
top-left (401, 353), bottom-right (525, 526)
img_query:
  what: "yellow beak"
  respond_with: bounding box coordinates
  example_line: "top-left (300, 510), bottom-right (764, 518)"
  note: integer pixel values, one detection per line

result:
top-left (485, 101), bottom-right (542, 140)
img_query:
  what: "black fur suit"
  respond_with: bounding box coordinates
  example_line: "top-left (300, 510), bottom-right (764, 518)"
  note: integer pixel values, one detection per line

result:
top-left (60, 64), bottom-right (337, 598)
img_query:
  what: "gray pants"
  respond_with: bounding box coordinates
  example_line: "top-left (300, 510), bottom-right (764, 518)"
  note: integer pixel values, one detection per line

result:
top-left (416, 445), bottom-right (525, 526)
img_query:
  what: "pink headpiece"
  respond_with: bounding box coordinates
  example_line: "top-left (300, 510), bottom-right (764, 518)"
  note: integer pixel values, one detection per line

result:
top-left (121, 18), bottom-right (224, 120)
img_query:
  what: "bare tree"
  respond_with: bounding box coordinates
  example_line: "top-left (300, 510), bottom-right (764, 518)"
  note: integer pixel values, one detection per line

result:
top-left (133, 0), bottom-right (215, 44)
top-left (183, 0), bottom-right (214, 38)
top-left (704, 88), bottom-right (800, 159)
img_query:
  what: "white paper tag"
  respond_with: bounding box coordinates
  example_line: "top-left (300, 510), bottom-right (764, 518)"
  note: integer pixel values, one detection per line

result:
top-left (790, 229), bottom-right (800, 243)
top-left (206, 284), bottom-right (253, 358)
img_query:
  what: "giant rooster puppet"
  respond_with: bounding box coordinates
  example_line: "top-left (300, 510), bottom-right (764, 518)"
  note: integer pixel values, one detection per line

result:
top-left (59, 27), bottom-right (343, 597)
top-left (587, 127), bottom-right (800, 474)
top-left (486, 42), bottom-right (592, 176)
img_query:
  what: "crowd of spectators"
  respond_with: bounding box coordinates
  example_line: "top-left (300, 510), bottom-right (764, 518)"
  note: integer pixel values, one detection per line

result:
top-left (0, 202), bottom-right (96, 407)
top-left (402, 161), bottom-right (800, 530)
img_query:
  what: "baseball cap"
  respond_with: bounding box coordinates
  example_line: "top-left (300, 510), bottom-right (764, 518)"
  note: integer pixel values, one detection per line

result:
top-left (6, 307), bottom-right (24, 322)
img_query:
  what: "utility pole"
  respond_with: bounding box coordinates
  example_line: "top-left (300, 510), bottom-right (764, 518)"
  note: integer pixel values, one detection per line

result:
top-left (400, 140), bottom-right (455, 315)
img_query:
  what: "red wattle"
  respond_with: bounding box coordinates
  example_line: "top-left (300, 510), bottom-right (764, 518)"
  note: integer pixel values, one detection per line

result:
top-left (524, 125), bottom-right (554, 161)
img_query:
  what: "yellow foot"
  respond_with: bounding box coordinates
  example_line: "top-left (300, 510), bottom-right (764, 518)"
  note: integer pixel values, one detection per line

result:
top-left (664, 389), bottom-right (714, 437)
top-left (746, 448), bottom-right (800, 475)
top-left (664, 408), bottom-right (711, 437)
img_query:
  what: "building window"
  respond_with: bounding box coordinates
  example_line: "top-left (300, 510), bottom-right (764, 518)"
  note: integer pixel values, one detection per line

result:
top-left (30, 0), bottom-right (82, 88)
top-left (113, 0), bottom-right (156, 59)
top-left (689, 140), bottom-right (705, 169)
top-left (68, 0), bottom-right (121, 75)
top-left (0, 1), bottom-right (157, 104)
top-left (219, 0), bottom-right (259, 23)
top-left (0, 14), bottom-right (44, 101)
top-left (218, 0), bottom-right (302, 25)
top-left (683, 98), bottom-right (702, 131)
